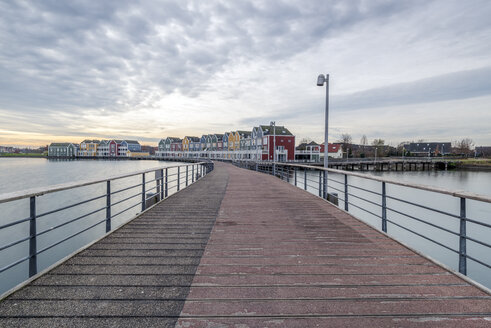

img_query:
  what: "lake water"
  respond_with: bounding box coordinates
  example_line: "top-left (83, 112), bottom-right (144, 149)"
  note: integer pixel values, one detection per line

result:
top-left (292, 168), bottom-right (491, 289)
top-left (1, 158), bottom-right (490, 295)
top-left (0, 158), bottom-right (186, 295)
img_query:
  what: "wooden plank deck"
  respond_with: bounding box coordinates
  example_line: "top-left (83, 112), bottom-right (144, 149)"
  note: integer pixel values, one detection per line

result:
top-left (1, 162), bottom-right (490, 327)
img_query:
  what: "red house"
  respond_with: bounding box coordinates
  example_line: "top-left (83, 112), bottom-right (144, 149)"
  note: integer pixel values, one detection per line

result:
top-left (256, 125), bottom-right (295, 161)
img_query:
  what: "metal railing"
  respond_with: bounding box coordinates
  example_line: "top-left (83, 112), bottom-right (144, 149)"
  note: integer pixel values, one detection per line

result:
top-left (0, 161), bottom-right (213, 293)
top-left (234, 161), bottom-right (491, 283)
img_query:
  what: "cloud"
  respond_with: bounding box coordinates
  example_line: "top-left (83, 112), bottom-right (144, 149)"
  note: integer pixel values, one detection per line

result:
top-left (333, 66), bottom-right (491, 110)
top-left (0, 0), bottom-right (491, 146)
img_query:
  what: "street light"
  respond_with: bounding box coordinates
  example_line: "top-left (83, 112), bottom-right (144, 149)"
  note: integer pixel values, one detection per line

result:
top-left (317, 73), bottom-right (329, 198)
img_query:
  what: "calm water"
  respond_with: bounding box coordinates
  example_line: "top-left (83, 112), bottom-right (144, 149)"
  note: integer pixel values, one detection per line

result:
top-left (294, 169), bottom-right (491, 289)
top-left (1, 159), bottom-right (490, 295)
top-left (0, 158), bottom-right (184, 295)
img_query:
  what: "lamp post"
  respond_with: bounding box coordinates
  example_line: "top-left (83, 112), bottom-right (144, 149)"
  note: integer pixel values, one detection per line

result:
top-left (270, 121), bottom-right (276, 175)
top-left (317, 74), bottom-right (329, 197)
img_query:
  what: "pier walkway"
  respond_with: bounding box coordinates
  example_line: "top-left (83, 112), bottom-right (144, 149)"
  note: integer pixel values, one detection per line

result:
top-left (0, 162), bottom-right (490, 327)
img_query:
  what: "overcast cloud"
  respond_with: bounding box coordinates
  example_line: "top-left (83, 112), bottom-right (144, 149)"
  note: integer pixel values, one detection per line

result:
top-left (0, 0), bottom-right (490, 146)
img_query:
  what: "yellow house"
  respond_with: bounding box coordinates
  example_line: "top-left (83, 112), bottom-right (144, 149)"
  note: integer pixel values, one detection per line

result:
top-left (228, 132), bottom-right (235, 152)
top-left (233, 131), bottom-right (240, 150)
top-left (183, 137), bottom-right (191, 152)
top-left (127, 151), bottom-right (150, 157)
top-left (80, 140), bottom-right (100, 157)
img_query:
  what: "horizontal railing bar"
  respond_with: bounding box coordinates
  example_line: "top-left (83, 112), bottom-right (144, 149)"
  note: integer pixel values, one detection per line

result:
top-left (385, 194), bottom-right (461, 220)
top-left (112, 192), bottom-right (141, 207)
top-left (386, 207), bottom-right (459, 236)
top-left (0, 216), bottom-right (31, 230)
top-left (36, 206), bottom-right (107, 237)
top-left (465, 217), bottom-right (491, 229)
top-left (37, 193), bottom-right (107, 219)
top-left (385, 218), bottom-right (459, 254)
top-left (466, 253), bottom-right (491, 269)
top-left (346, 183), bottom-right (382, 196)
top-left (36, 218), bottom-right (107, 256)
top-left (0, 235), bottom-right (31, 252)
top-left (347, 192), bottom-right (381, 208)
top-left (111, 201), bottom-right (143, 219)
top-left (465, 235), bottom-right (491, 249)
top-left (0, 255), bottom-right (30, 274)
top-left (326, 185), bottom-right (344, 194)
top-left (0, 162), bottom-right (204, 204)
top-left (277, 163), bottom-right (491, 203)
top-left (111, 182), bottom-right (142, 195)
top-left (346, 201), bottom-right (381, 219)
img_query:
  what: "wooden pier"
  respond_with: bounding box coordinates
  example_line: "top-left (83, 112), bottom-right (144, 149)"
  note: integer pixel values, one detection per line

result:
top-left (0, 162), bottom-right (489, 327)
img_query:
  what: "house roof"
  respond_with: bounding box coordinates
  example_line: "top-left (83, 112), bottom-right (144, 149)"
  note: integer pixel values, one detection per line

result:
top-left (405, 142), bottom-right (451, 153)
top-left (296, 141), bottom-right (320, 150)
top-left (49, 143), bottom-right (74, 147)
top-left (185, 136), bottom-right (201, 142)
top-left (259, 125), bottom-right (293, 136)
top-left (124, 140), bottom-right (140, 145)
top-left (81, 139), bottom-right (100, 144)
top-left (320, 143), bottom-right (342, 153)
top-left (237, 130), bottom-right (252, 137)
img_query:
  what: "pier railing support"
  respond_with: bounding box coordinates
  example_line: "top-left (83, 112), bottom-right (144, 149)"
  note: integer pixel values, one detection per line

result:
top-left (177, 167), bottom-right (180, 191)
top-left (344, 174), bottom-right (348, 211)
top-left (141, 173), bottom-right (146, 211)
top-left (294, 167), bottom-right (297, 186)
top-left (459, 197), bottom-right (467, 275)
top-left (304, 169), bottom-right (307, 190)
top-left (382, 182), bottom-right (387, 232)
top-left (165, 168), bottom-right (168, 198)
top-left (106, 181), bottom-right (111, 232)
top-left (29, 196), bottom-right (37, 277)
top-left (186, 166), bottom-right (189, 187)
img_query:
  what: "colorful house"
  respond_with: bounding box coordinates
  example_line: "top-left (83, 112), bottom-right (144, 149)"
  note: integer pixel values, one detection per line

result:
top-left (48, 143), bottom-right (79, 158)
top-left (320, 143), bottom-right (343, 159)
top-left (257, 125), bottom-right (295, 161)
top-left (79, 140), bottom-right (100, 157)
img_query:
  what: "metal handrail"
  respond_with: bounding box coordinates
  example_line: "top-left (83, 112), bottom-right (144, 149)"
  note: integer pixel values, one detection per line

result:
top-left (0, 161), bottom-right (213, 294)
top-left (0, 162), bottom-right (203, 204)
top-left (235, 160), bottom-right (491, 282)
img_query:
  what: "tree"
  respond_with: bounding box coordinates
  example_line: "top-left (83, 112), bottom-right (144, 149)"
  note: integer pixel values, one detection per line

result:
top-left (372, 139), bottom-right (385, 157)
top-left (454, 138), bottom-right (474, 155)
top-left (338, 133), bottom-right (352, 158)
top-left (360, 135), bottom-right (368, 146)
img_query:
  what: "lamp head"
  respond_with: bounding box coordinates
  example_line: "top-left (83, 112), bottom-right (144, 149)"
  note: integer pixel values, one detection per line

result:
top-left (317, 74), bottom-right (326, 86)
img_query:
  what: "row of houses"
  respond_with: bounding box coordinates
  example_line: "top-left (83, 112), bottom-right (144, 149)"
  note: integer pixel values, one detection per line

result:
top-left (48, 139), bottom-right (145, 158)
top-left (157, 125), bottom-right (296, 161)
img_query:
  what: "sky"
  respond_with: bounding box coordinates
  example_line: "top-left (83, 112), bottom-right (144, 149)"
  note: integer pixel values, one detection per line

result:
top-left (0, 0), bottom-right (490, 148)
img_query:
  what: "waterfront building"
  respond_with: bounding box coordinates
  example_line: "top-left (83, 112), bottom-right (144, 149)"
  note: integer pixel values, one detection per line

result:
top-left (295, 141), bottom-right (321, 162)
top-left (257, 125), bottom-right (295, 161)
top-left (79, 140), bottom-right (100, 157)
top-left (118, 140), bottom-right (141, 157)
top-left (319, 143), bottom-right (343, 159)
top-left (404, 142), bottom-right (452, 156)
top-left (48, 143), bottom-right (79, 158)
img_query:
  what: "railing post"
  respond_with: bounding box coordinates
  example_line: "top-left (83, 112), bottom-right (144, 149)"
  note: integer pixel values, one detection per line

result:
top-left (294, 167), bottom-right (297, 186)
top-left (304, 169), bottom-right (307, 190)
top-left (142, 173), bottom-right (146, 211)
top-left (192, 165), bottom-right (195, 183)
top-left (177, 166), bottom-right (180, 191)
top-left (344, 174), bottom-right (348, 211)
top-left (186, 166), bottom-right (189, 187)
top-left (165, 168), bottom-right (168, 198)
top-left (29, 196), bottom-right (37, 277)
top-left (459, 197), bottom-right (467, 275)
top-left (382, 182), bottom-right (387, 232)
top-left (160, 169), bottom-right (164, 200)
top-left (106, 181), bottom-right (111, 232)
top-left (256, 163), bottom-right (258, 171)
top-left (286, 167), bottom-right (290, 183)
top-left (322, 171), bottom-right (327, 199)
top-left (318, 171), bottom-right (322, 197)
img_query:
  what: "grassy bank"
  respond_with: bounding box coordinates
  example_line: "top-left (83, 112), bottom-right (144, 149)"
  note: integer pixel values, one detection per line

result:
top-left (0, 153), bottom-right (46, 158)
